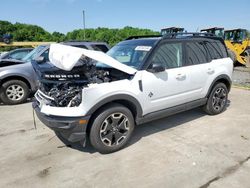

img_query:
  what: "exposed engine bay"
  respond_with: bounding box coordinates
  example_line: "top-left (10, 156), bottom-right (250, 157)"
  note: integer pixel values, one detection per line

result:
top-left (33, 56), bottom-right (131, 107)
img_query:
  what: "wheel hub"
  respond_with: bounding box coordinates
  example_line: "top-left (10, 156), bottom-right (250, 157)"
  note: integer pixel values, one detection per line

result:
top-left (212, 87), bottom-right (227, 111)
top-left (100, 113), bottom-right (130, 146)
top-left (6, 84), bottom-right (24, 101)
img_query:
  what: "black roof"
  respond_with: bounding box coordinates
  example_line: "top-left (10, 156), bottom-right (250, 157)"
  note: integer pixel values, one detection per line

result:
top-left (225, 28), bottom-right (247, 32)
top-left (201, 27), bottom-right (224, 31)
top-left (118, 38), bottom-right (160, 46)
top-left (121, 32), bottom-right (224, 46)
top-left (126, 32), bottom-right (220, 40)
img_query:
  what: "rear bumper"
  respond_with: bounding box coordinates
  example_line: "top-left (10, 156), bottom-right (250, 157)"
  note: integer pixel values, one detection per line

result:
top-left (32, 102), bottom-right (90, 144)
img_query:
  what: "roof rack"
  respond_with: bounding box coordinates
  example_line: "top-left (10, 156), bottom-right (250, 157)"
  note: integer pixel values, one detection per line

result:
top-left (126, 35), bottom-right (162, 40)
top-left (163, 32), bottom-right (216, 39)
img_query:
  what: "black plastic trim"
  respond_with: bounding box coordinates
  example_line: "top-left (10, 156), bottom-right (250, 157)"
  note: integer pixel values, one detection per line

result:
top-left (136, 98), bottom-right (207, 125)
top-left (206, 74), bottom-right (232, 98)
top-left (138, 80), bottom-right (143, 92)
top-left (33, 102), bottom-right (90, 143)
top-left (86, 94), bottom-right (143, 118)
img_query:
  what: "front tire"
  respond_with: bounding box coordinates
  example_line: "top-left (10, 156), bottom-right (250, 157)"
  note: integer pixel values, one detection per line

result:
top-left (203, 83), bottom-right (228, 115)
top-left (0, 80), bottom-right (30, 105)
top-left (89, 103), bottom-right (135, 153)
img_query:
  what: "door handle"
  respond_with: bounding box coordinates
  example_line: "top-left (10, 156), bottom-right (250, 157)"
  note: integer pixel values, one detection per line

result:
top-left (176, 73), bottom-right (186, 80)
top-left (207, 68), bottom-right (215, 74)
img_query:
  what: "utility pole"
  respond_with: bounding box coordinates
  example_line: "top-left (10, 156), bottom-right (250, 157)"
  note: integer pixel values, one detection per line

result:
top-left (83, 10), bottom-right (86, 40)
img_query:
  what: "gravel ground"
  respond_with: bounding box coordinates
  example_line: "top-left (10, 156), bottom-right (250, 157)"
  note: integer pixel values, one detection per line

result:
top-left (232, 67), bottom-right (250, 88)
top-left (0, 88), bottom-right (250, 188)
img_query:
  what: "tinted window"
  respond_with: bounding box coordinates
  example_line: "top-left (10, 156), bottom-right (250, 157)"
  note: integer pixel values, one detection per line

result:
top-left (151, 43), bottom-right (183, 69)
top-left (186, 42), bottom-right (208, 65)
top-left (72, 45), bottom-right (87, 49)
top-left (92, 45), bottom-right (109, 53)
top-left (9, 51), bottom-right (29, 60)
top-left (40, 49), bottom-right (49, 62)
top-left (216, 42), bottom-right (228, 58)
top-left (205, 41), bottom-right (227, 60)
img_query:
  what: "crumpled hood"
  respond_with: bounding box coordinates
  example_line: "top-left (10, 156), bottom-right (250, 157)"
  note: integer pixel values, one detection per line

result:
top-left (49, 44), bottom-right (137, 75)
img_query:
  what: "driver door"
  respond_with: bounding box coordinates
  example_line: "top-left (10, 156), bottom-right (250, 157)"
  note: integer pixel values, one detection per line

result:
top-left (140, 41), bottom-right (192, 115)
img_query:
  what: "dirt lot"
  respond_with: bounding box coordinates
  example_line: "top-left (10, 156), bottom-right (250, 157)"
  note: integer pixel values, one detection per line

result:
top-left (0, 88), bottom-right (250, 188)
top-left (233, 67), bottom-right (250, 88)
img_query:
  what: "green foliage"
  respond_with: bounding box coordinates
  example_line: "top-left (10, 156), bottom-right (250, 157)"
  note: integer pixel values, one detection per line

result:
top-left (0, 20), bottom-right (65, 42)
top-left (66, 26), bottom-right (160, 46)
top-left (0, 20), bottom-right (159, 47)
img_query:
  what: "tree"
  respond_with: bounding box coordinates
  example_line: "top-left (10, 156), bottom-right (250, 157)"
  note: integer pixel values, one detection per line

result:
top-left (66, 26), bottom-right (159, 46)
top-left (1, 20), bottom-right (160, 46)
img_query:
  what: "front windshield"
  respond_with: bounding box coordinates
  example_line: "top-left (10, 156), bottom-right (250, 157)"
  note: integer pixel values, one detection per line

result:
top-left (22, 45), bottom-right (47, 62)
top-left (103, 44), bottom-right (153, 69)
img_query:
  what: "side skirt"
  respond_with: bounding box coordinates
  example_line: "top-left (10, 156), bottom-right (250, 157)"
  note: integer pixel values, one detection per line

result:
top-left (136, 98), bottom-right (207, 125)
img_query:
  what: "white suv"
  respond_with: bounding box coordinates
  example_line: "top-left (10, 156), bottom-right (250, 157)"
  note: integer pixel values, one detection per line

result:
top-left (33, 33), bottom-right (233, 153)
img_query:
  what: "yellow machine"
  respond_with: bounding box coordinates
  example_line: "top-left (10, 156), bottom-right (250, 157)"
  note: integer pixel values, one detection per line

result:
top-left (161, 27), bottom-right (184, 35)
top-left (224, 29), bottom-right (250, 65)
top-left (0, 41), bottom-right (54, 48)
top-left (201, 27), bottom-right (250, 66)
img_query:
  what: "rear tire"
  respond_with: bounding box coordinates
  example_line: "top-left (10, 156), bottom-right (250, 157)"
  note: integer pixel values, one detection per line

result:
top-left (89, 103), bottom-right (135, 153)
top-left (203, 83), bottom-right (228, 115)
top-left (0, 80), bottom-right (30, 105)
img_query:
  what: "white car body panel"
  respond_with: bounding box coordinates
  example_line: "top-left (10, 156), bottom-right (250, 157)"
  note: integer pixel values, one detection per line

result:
top-left (201, 57), bottom-right (233, 96)
top-left (36, 42), bottom-right (233, 118)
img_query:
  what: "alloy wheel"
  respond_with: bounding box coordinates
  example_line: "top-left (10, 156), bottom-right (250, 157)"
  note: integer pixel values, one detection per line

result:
top-left (100, 113), bottom-right (130, 146)
top-left (6, 84), bottom-right (25, 101)
top-left (212, 87), bottom-right (227, 111)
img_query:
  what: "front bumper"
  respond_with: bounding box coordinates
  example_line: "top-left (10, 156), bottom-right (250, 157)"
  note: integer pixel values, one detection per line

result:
top-left (32, 101), bottom-right (90, 144)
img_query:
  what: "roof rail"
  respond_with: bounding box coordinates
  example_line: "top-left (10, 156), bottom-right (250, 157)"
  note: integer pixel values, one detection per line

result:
top-left (163, 32), bottom-right (216, 39)
top-left (126, 35), bottom-right (162, 40)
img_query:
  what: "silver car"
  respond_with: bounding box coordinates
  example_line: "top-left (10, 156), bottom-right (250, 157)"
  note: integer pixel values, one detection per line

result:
top-left (0, 42), bottom-right (109, 105)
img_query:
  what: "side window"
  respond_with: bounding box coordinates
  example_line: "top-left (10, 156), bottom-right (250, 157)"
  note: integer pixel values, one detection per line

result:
top-left (216, 42), bottom-right (228, 58)
top-left (92, 45), bottom-right (109, 53)
top-left (72, 45), bottom-right (87, 49)
top-left (9, 51), bottom-right (27, 60)
top-left (205, 41), bottom-right (225, 60)
top-left (151, 42), bottom-right (183, 69)
top-left (186, 42), bottom-right (208, 65)
top-left (40, 49), bottom-right (49, 61)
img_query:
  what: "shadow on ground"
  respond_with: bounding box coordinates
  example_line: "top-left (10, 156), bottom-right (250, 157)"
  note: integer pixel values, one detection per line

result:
top-left (0, 98), bottom-right (33, 106)
top-left (61, 108), bottom-right (207, 154)
top-left (49, 100), bottom-right (232, 154)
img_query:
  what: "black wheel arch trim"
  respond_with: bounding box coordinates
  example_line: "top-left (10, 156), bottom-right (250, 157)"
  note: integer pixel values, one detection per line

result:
top-left (206, 74), bottom-right (232, 98)
top-left (85, 94), bottom-right (143, 119)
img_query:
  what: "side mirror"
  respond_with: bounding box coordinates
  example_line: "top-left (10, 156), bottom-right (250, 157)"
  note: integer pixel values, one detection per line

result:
top-left (34, 56), bottom-right (45, 64)
top-left (148, 62), bottom-right (165, 73)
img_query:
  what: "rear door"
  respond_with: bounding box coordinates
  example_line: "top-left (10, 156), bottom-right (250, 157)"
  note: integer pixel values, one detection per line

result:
top-left (184, 40), bottom-right (211, 99)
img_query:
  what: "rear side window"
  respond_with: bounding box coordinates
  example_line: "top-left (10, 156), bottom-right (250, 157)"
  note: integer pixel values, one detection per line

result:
top-left (91, 45), bottom-right (109, 53)
top-left (186, 42), bottom-right (208, 65)
top-left (72, 45), bottom-right (87, 49)
top-left (205, 41), bottom-right (227, 60)
top-left (151, 42), bottom-right (183, 69)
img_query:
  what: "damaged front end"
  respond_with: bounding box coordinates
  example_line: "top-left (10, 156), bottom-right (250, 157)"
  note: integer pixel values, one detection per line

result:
top-left (32, 43), bottom-right (139, 145)
top-left (32, 44), bottom-right (135, 108)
